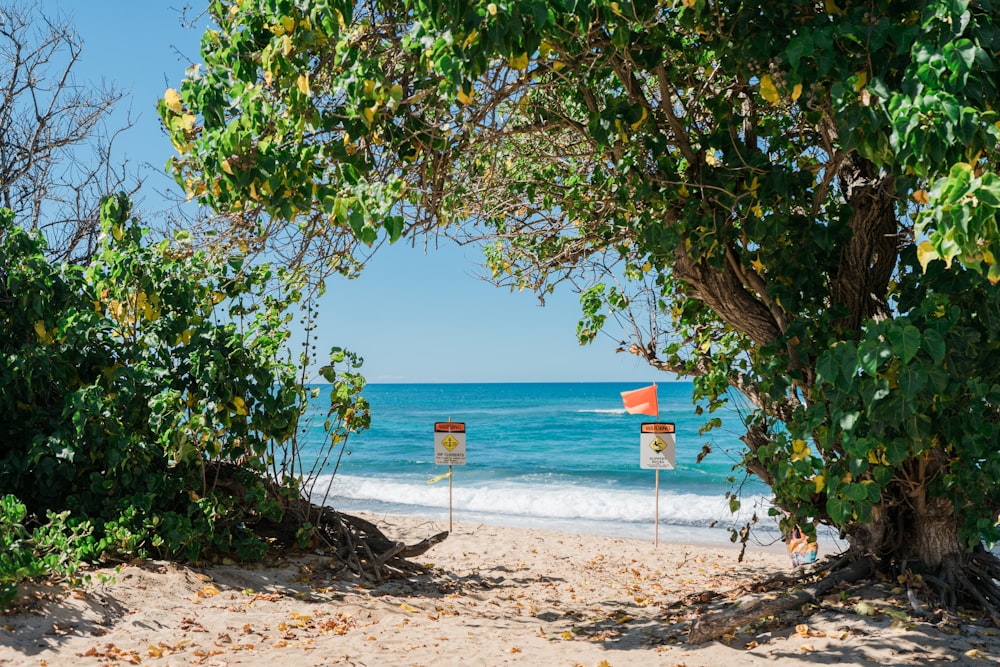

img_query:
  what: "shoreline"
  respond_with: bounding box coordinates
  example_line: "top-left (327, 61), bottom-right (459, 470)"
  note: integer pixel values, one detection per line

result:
top-left (1, 512), bottom-right (996, 666)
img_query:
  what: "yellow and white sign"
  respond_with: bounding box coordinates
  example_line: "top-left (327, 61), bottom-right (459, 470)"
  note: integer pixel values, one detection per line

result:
top-left (434, 422), bottom-right (466, 465)
top-left (640, 422), bottom-right (675, 470)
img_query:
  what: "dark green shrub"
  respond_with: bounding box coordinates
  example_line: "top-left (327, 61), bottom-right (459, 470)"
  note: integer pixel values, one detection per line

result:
top-left (0, 195), bottom-right (368, 594)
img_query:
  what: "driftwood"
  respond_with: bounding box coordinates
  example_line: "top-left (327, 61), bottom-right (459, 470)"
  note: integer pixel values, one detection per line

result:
top-left (266, 502), bottom-right (450, 582)
top-left (687, 556), bottom-right (874, 644)
top-left (205, 461), bottom-right (449, 583)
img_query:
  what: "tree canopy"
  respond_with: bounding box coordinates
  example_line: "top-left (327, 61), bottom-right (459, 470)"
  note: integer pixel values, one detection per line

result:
top-left (164, 0), bottom-right (1000, 621)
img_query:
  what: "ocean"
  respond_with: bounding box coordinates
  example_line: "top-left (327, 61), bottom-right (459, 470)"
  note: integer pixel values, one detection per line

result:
top-left (300, 382), bottom-right (786, 547)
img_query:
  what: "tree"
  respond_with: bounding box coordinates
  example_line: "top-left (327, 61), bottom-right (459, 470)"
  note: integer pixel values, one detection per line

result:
top-left (0, 1), bottom-right (139, 263)
top-left (162, 0), bottom-right (1000, 621)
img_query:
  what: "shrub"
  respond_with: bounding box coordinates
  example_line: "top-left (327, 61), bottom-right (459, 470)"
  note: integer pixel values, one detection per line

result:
top-left (0, 195), bottom-right (368, 601)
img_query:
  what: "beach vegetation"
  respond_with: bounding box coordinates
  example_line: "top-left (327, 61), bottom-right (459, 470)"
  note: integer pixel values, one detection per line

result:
top-left (0, 3), bottom-right (437, 610)
top-left (163, 0), bottom-right (1000, 633)
top-left (0, 195), bottom-right (372, 606)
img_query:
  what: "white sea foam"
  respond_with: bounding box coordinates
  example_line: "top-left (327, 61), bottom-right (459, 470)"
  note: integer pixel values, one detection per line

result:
top-left (311, 473), bottom-right (778, 534)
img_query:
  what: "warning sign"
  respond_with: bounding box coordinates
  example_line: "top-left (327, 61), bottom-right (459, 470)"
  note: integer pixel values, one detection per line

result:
top-left (434, 422), bottom-right (466, 465)
top-left (640, 422), bottom-right (675, 470)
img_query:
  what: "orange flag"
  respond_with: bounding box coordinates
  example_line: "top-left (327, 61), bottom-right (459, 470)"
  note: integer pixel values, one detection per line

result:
top-left (621, 384), bottom-right (658, 416)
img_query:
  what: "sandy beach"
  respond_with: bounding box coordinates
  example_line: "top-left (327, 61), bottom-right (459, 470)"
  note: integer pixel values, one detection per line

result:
top-left (2, 513), bottom-right (998, 666)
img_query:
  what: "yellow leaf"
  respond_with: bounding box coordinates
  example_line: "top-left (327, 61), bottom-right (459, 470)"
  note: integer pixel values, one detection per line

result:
top-left (34, 321), bottom-right (51, 344)
top-left (912, 189), bottom-right (929, 205)
top-left (281, 15), bottom-right (295, 33)
top-left (916, 241), bottom-right (938, 273)
top-left (221, 159), bottom-right (234, 175)
top-left (463, 29), bottom-right (478, 48)
top-left (854, 70), bottom-right (868, 92)
top-left (363, 106), bottom-right (376, 125)
top-left (560, 631), bottom-right (574, 640)
top-left (198, 585), bottom-right (220, 598)
top-left (630, 107), bottom-right (648, 131)
top-left (457, 87), bottom-right (474, 105)
top-left (363, 79), bottom-right (376, 98)
top-left (791, 83), bottom-right (803, 101)
top-left (399, 602), bottom-right (421, 613)
top-left (791, 438), bottom-right (810, 462)
top-left (296, 73), bottom-right (310, 96)
top-left (759, 74), bottom-right (780, 105)
top-left (704, 152), bottom-right (719, 166)
top-left (814, 474), bottom-right (825, 493)
top-left (509, 52), bottom-right (529, 70)
top-left (180, 114), bottom-right (196, 131)
top-left (751, 257), bottom-right (765, 272)
top-left (487, 3), bottom-right (497, 16)
top-left (164, 88), bottom-right (183, 113)
top-left (232, 396), bottom-right (248, 416)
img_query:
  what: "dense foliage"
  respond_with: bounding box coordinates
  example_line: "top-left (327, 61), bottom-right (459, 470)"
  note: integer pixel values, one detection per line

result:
top-left (163, 0), bottom-right (1000, 607)
top-left (0, 195), bottom-right (369, 606)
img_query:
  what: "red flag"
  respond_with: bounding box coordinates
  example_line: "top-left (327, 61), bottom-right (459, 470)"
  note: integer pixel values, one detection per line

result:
top-left (621, 384), bottom-right (658, 416)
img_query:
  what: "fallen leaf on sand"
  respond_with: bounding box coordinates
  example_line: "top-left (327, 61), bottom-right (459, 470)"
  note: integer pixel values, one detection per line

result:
top-left (853, 601), bottom-right (877, 616)
top-left (196, 585), bottom-right (220, 598)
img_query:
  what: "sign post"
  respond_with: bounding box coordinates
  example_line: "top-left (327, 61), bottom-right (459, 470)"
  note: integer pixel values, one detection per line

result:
top-left (639, 422), bottom-right (676, 546)
top-left (434, 420), bottom-right (466, 531)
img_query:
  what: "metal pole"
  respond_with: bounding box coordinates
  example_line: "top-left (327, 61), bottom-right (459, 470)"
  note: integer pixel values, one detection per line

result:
top-left (655, 469), bottom-right (659, 547)
top-left (448, 416), bottom-right (453, 532)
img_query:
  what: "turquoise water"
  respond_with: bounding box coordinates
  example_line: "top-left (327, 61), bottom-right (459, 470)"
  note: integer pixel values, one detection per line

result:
top-left (302, 382), bottom-right (782, 545)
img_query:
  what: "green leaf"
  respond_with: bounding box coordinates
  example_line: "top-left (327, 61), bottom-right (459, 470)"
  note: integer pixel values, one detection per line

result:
top-left (826, 497), bottom-right (851, 524)
top-left (922, 328), bottom-right (947, 365)
top-left (888, 324), bottom-right (921, 364)
top-left (858, 339), bottom-right (888, 376)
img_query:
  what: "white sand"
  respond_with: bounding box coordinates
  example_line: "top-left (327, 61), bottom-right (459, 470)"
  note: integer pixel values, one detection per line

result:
top-left (1, 513), bottom-right (997, 666)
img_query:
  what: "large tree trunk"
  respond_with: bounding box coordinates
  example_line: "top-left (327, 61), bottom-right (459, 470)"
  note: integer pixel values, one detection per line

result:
top-left (899, 497), bottom-right (962, 569)
top-left (848, 494), bottom-right (963, 570)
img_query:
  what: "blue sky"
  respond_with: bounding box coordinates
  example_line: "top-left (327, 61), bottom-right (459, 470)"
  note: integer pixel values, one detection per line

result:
top-left (40, 0), bottom-right (662, 384)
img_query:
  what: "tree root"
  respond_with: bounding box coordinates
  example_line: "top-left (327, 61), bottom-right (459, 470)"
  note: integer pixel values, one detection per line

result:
top-left (925, 549), bottom-right (1000, 627)
top-left (289, 506), bottom-right (448, 583)
top-left (687, 556), bottom-right (874, 644)
top-left (205, 461), bottom-right (448, 583)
